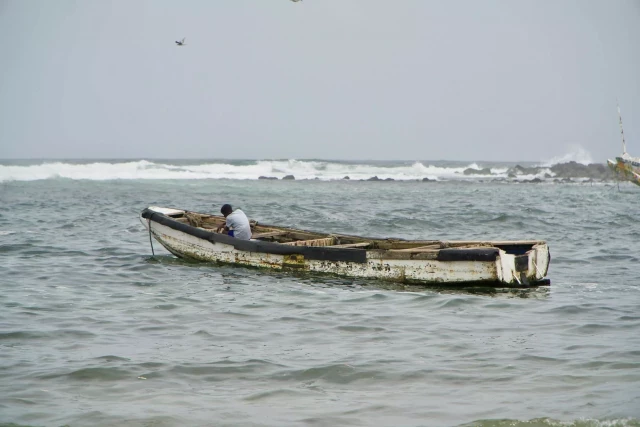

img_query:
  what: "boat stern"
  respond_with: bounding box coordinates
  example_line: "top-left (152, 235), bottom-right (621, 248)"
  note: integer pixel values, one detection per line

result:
top-left (497, 243), bottom-right (550, 286)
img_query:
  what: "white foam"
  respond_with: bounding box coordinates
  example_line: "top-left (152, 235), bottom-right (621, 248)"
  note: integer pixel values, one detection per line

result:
top-left (0, 160), bottom-right (494, 182)
top-left (2, 159), bottom-right (599, 183)
top-left (541, 145), bottom-right (594, 167)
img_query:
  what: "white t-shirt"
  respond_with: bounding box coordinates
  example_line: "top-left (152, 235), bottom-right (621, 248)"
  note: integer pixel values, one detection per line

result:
top-left (225, 209), bottom-right (251, 240)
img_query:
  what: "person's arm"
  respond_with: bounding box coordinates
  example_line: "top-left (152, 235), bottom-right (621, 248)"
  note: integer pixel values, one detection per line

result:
top-left (216, 219), bottom-right (229, 233)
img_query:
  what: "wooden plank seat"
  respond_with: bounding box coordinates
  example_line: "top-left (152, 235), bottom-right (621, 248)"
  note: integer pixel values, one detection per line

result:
top-left (391, 244), bottom-right (442, 252)
top-left (329, 242), bottom-right (372, 248)
top-left (283, 237), bottom-right (335, 247)
top-left (251, 231), bottom-right (289, 239)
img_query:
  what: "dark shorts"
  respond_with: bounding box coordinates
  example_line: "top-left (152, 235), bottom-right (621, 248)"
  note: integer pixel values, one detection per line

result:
top-left (227, 230), bottom-right (235, 237)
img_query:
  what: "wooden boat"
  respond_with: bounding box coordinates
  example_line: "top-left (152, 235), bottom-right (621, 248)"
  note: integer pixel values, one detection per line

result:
top-left (608, 155), bottom-right (640, 186)
top-left (607, 102), bottom-right (640, 186)
top-left (140, 206), bottom-right (551, 287)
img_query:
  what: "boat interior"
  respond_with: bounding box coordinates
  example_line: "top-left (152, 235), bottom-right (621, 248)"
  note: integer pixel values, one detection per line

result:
top-left (162, 210), bottom-right (543, 254)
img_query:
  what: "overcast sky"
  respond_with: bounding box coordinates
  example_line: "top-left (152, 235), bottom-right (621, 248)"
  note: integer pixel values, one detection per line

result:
top-left (0, 0), bottom-right (638, 162)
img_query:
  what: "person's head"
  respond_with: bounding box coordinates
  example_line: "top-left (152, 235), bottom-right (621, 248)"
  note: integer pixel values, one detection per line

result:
top-left (221, 204), bottom-right (233, 217)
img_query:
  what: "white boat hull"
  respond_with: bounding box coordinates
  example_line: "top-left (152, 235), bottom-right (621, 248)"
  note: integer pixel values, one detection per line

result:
top-left (140, 207), bottom-right (550, 287)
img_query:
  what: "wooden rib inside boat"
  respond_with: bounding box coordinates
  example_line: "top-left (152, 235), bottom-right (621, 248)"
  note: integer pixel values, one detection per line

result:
top-left (175, 211), bottom-right (527, 251)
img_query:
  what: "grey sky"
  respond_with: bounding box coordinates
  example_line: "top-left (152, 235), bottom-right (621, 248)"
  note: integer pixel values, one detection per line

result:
top-left (0, 0), bottom-right (638, 162)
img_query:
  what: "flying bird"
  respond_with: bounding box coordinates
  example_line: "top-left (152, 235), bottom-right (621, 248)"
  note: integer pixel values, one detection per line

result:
top-left (290, 0), bottom-right (302, 2)
top-left (175, 38), bottom-right (186, 46)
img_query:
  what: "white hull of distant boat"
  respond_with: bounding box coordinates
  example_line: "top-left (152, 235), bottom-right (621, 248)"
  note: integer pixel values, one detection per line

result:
top-left (140, 207), bottom-right (551, 287)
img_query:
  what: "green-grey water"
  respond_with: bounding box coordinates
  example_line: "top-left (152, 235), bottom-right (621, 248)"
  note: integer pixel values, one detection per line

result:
top-left (1, 172), bottom-right (640, 426)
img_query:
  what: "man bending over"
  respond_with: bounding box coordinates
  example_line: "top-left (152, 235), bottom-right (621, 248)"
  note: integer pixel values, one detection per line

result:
top-left (216, 204), bottom-right (251, 240)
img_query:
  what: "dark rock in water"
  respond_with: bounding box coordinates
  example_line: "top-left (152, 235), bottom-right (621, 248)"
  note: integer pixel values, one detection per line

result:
top-left (505, 161), bottom-right (616, 181)
top-left (384, 178), bottom-right (395, 181)
top-left (258, 176), bottom-right (278, 180)
top-left (510, 164), bottom-right (541, 176)
top-left (367, 176), bottom-right (381, 181)
top-left (528, 178), bottom-right (543, 183)
top-left (550, 161), bottom-right (614, 179)
top-left (282, 175), bottom-right (295, 180)
top-left (463, 167), bottom-right (492, 175)
top-left (343, 176), bottom-right (350, 180)
top-left (422, 177), bottom-right (434, 182)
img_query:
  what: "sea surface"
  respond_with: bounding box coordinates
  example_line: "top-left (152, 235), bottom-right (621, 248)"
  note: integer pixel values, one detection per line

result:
top-left (1, 159), bottom-right (639, 427)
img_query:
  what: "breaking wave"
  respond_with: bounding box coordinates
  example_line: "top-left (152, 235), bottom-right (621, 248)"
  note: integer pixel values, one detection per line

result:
top-left (541, 146), bottom-right (594, 167)
top-left (0, 159), bottom-right (501, 182)
top-left (0, 157), bottom-right (611, 183)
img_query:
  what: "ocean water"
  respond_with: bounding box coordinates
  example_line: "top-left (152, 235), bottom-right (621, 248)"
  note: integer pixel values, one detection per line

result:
top-left (1, 160), bottom-right (639, 427)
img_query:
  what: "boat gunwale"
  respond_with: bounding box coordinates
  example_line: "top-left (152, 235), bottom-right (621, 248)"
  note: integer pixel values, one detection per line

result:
top-left (141, 207), bottom-right (547, 265)
top-left (143, 207), bottom-right (546, 247)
